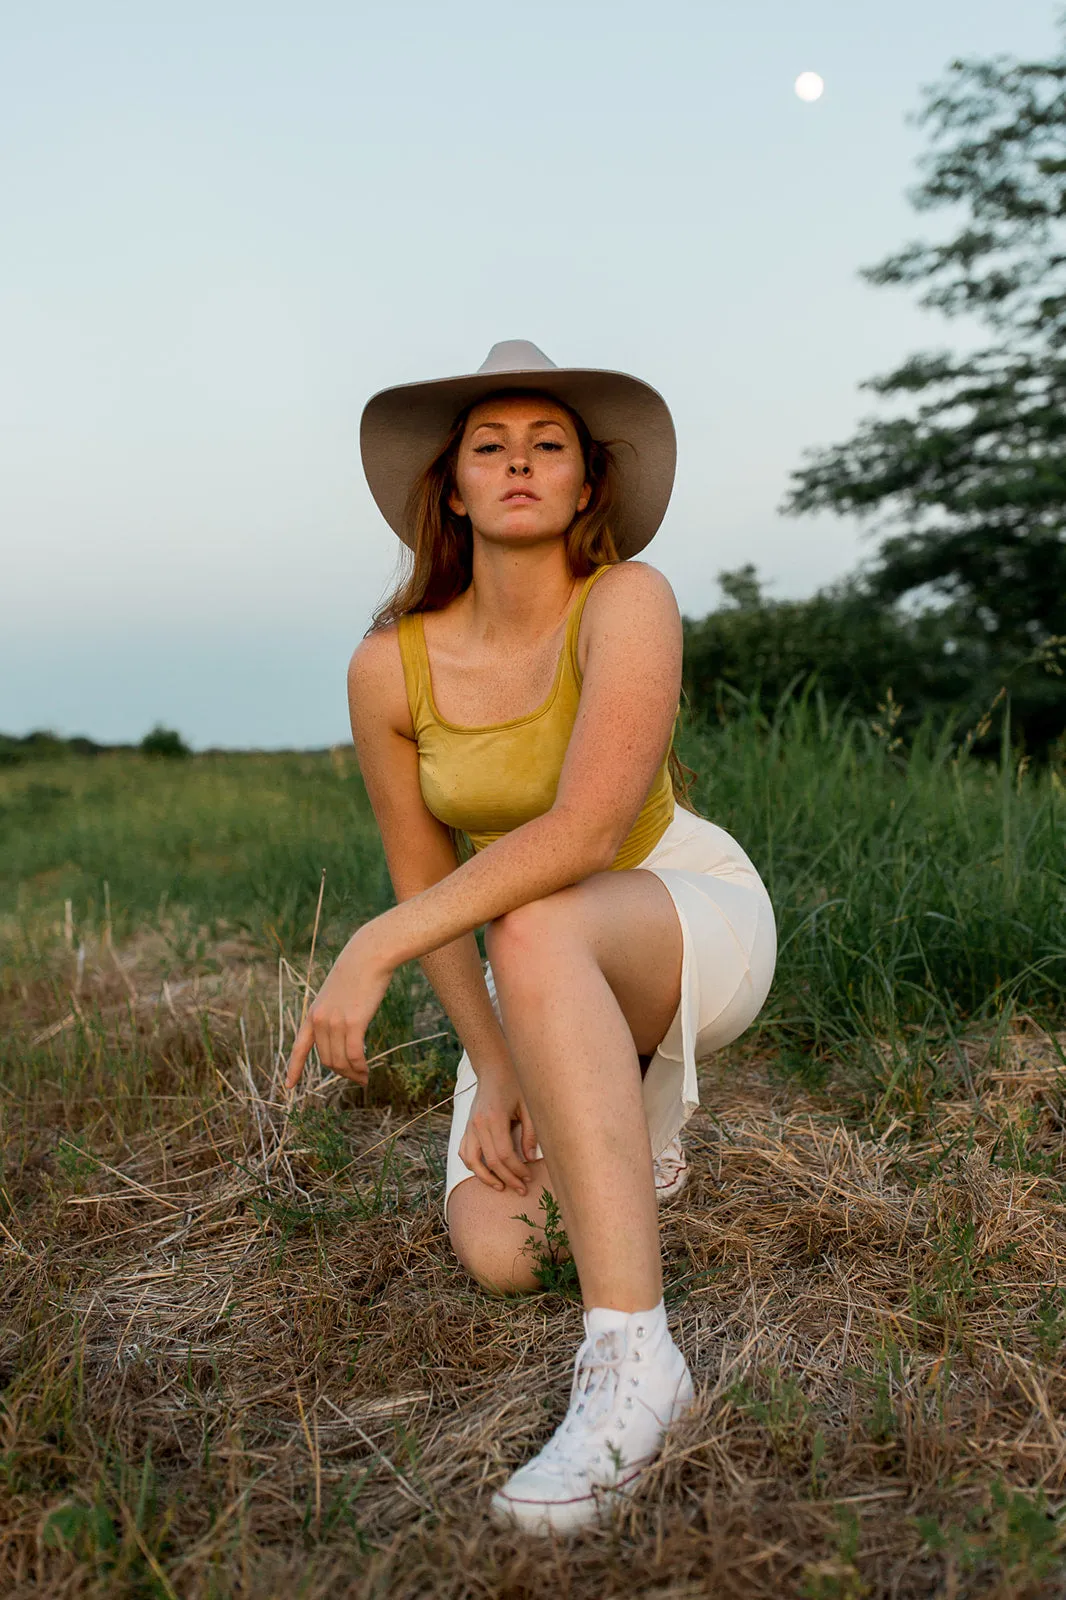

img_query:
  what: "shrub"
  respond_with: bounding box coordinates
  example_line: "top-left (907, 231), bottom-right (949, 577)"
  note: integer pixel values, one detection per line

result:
top-left (140, 725), bottom-right (191, 759)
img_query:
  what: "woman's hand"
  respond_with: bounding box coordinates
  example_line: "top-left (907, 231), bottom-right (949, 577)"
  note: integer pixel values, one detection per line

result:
top-left (285, 923), bottom-right (396, 1090)
top-left (459, 1065), bottom-right (538, 1196)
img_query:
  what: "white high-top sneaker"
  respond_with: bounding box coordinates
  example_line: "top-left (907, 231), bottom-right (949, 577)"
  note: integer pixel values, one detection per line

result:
top-left (490, 1300), bottom-right (695, 1535)
top-left (653, 1136), bottom-right (689, 1204)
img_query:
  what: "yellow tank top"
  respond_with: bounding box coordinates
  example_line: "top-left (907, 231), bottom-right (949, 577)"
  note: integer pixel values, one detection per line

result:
top-left (396, 564), bottom-right (678, 871)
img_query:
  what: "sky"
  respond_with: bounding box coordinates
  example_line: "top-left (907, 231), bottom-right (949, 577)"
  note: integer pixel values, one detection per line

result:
top-left (1, 0), bottom-right (1061, 749)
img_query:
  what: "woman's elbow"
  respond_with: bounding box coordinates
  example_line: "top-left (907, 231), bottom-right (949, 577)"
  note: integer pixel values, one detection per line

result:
top-left (549, 805), bottom-right (620, 876)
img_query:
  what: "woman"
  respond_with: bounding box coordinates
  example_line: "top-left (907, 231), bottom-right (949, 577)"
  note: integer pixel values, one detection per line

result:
top-left (286, 340), bottom-right (777, 1535)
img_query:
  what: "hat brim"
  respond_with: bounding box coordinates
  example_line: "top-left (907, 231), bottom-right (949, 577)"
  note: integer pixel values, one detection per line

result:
top-left (359, 365), bottom-right (676, 562)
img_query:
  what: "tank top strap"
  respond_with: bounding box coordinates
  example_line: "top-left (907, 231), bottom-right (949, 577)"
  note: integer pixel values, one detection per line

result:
top-left (396, 612), bottom-right (433, 735)
top-left (564, 564), bottom-right (613, 683)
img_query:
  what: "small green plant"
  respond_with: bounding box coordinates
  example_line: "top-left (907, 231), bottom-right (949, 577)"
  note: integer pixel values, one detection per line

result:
top-left (320, 1468), bottom-right (371, 1542)
top-left (160, 910), bottom-right (214, 968)
top-left (914, 1218), bottom-right (1018, 1343)
top-left (514, 1189), bottom-right (581, 1299)
top-left (42, 1498), bottom-right (119, 1564)
top-left (662, 1263), bottom-right (725, 1310)
top-left (290, 1105), bottom-right (353, 1176)
top-left (1034, 1287), bottom-right (1066, 1358)
top-left (40, 1447), bottom-right (175, 1588)
top-left (730, 1366), bottom-right (806, 1431)
top-left (383, 1044), bottom-right (459, 1108)
top-left (916, 1478), bottom-right (1064, 1582)
top-left (861, 1036), bottom-right (941, 1135)
top-left (848, 1337), bottom-right (904, 1445)
top-left (55, 1136), bottom-right (100, 1186)
top-left (728, 1366), bottom-right (816, 1469)
top-left (800, 1509), bottom-right (869, 1599)
top-left (809, 1427), bottom-right (828, 1497)
top-left (360, 970), bottom-right (459, 1108)
top-left (988, 1107), bottom-right (1056, 1176)
top-left (247, 1141), bottom-right (412, 1259)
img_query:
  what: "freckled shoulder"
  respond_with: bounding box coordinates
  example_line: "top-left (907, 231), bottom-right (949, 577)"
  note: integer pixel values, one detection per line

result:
top-left (347, 623), bottom-right (414, 740)
top-left (574, 560), bottom-right (680, 677)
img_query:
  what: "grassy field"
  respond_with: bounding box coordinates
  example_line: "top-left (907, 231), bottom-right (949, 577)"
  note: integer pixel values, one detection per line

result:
top-left (2, 699), bottom-right (1066, 1597)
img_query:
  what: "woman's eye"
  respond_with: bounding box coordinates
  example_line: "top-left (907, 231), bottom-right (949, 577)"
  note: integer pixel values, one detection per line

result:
top-left (536, 441), bottom-right (563, 451)
top-left (473, 443), bottom-right (502, 453)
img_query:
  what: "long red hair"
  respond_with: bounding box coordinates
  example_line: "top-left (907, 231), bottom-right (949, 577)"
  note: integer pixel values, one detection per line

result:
top-left (367, 388), bottom-right (699, 815)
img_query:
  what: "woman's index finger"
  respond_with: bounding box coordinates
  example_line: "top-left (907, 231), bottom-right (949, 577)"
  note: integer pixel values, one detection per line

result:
top-left (285, 1018), bottom-right (315, 1089)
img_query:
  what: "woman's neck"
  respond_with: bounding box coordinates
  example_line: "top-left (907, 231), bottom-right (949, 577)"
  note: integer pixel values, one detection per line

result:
top-left (460, 541), bottom-right (582, 645)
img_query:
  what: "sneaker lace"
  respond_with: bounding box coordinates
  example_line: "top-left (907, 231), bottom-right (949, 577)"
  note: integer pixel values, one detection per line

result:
top-left (654, 1137), bottom-right (685, 1181)
top-left (539, 1330), bottom-right (629, 1468)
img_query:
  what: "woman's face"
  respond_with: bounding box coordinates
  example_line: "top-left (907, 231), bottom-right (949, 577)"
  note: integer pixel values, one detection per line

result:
top-left (447, 393), bottom-right (591, 545)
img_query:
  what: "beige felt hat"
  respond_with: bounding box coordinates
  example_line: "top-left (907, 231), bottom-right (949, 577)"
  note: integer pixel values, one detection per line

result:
top-left (359, 339), bottom-right (676, 560)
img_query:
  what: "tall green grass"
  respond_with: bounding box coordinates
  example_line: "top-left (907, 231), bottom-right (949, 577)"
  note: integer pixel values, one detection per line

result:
top-left (0, 753), bottom-right (389, 953)
top-left (682, 688), bottom-right (1064, 1076)
top-left (3, 693), bottom-right (1063, 1075)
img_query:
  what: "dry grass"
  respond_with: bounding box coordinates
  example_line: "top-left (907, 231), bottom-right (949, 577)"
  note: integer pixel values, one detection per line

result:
top-left (3, 930), bottom-right (1066, 1598)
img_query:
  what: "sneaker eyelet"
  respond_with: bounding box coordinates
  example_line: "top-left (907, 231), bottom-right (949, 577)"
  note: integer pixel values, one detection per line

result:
top-left (636, 1325), bottom-right (645, 1338)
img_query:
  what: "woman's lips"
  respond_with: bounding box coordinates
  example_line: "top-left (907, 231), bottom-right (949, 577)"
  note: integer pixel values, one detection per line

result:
top-left (502, 491), bottom-right (539, 502)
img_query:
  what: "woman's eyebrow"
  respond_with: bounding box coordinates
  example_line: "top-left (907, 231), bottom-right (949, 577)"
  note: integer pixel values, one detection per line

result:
top-left (470, 418), bottom-right (567, 433)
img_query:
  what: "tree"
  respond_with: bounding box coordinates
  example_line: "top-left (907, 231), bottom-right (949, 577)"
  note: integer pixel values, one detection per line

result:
top-left (140, 725), bottom-right (191, 759)
top-left (682, 568), bottom-right (980, 730)
top-left (780, 18), bottom-right (1066, 744)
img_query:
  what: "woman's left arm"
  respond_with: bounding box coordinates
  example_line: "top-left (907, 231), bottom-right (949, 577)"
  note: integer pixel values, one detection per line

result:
top-left (286, 562), bottom-right (682, 1087)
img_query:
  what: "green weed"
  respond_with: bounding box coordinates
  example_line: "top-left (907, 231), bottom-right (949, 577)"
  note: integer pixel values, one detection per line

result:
top-left (850, 1337), bottom-right (904, 1445)
top-left (988, 1106), bottom-right (1058, 1176)
top-left (1034, 1287), bottom-right (1066, 1357)
top-left (40, 1445), bottom-right (177, 1597)
top-left (54, 1135), bottom-right (100, 1187)
top-left (320, 1469), bottom-right (371, 1543)
top-left (248, 1138), bottom-right (414, 1251)
top-left (800, 1508), bottom-right (869, 1599)
top-left (916, 1478), bottom-right (1064, 1584)
top-left (290, 1105), bottom-right (354, 1177)
top-left (515, 1188), bottom-right (581, 1299)
top-left (913, 1219), bottom-right (1018, 1346)
top-left (728, 1366), bottom-right (824, 1481)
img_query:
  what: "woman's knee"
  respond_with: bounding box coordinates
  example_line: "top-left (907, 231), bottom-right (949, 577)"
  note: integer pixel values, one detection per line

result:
top-left (447, 1181), bottom-right (544, 1297)
top-left (485, 892), bottom-right (583, 987)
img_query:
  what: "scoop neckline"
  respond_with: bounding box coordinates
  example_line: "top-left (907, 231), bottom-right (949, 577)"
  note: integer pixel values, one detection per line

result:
top-left (416, 567), bottom-right (604, 734)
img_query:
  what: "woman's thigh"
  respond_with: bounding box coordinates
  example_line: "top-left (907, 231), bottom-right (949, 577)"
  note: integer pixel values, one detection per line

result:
top-left (484, 867), bottom-right (684, 1059)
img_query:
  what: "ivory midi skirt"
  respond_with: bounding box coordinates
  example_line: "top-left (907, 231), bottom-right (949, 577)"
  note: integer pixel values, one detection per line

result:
top-left (443, 801), bottom-right (778, 1220)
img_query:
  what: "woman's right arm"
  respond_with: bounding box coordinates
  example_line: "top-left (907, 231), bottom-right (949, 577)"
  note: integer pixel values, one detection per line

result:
top-left (346, 629), bottom-right (535, 1193)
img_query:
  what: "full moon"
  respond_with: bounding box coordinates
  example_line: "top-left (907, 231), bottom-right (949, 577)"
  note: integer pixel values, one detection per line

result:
top-left (794, 71), bottom-right (825, 102)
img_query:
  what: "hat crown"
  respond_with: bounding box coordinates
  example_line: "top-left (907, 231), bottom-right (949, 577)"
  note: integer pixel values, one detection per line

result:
top-left (477, 339), bottom-right (557, 376)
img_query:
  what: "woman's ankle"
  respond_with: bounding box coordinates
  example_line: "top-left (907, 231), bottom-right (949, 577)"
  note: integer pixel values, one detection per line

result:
top-left (583, 1298), bottom-right (668, 1337)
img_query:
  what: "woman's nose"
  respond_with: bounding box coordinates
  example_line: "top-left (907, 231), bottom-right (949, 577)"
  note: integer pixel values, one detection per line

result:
top-left (507, 461), bottom-right (532, 476)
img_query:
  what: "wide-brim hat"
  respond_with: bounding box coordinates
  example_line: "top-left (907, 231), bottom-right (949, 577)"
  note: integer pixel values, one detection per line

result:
top-left (359, 339), bottom-right (676, 561)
